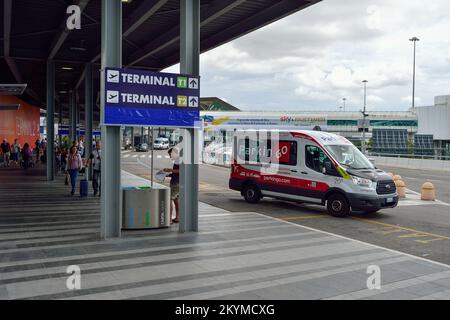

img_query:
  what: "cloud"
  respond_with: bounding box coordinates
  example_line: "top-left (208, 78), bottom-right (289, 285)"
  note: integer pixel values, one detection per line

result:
top-left (402, 96), bottom-right (422, 104)
top-left (165, 0), bottom-right (450, 111)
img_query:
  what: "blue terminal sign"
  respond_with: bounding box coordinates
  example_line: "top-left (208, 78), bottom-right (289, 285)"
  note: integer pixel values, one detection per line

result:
top-left (103, 68), bottom-right (200, 127)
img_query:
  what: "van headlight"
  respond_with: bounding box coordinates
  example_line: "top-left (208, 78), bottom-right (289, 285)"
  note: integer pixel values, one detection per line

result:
top-left (351, 175), bottom-right (373, 187)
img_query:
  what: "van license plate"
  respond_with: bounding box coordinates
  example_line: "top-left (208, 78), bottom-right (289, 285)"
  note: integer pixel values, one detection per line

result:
top-left (386, 198), bottom-right (394, 204)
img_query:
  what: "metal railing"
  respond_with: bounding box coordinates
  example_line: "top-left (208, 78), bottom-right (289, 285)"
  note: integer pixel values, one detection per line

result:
top-left (368, 152), bottom-right (450, 161)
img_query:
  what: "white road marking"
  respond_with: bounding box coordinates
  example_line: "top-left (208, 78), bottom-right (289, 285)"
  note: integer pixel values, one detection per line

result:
top-left (397, 189), bottom-right (450, 207)
top-left (140, 155), bottom-right (146, 158)
top-left (132, 155), bottom-right (138, 158)
top-left (122, 154), bottom-right (130, 158)
top-left (157, 155), bottom-right (162, 159)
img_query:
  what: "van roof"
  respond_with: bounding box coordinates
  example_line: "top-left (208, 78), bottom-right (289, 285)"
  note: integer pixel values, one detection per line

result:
top-left (234, 129), bottom-right (353, 146)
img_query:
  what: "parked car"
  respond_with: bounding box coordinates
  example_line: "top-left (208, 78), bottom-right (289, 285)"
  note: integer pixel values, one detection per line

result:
top-left (135, 143), bottom-right (149, 152)
top-left (153, 138), bottom-right (169, 150)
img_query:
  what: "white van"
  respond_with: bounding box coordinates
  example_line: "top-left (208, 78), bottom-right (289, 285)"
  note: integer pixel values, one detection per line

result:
top-left (229, 130), bottom-right (398, 217)
top-left (153, 137), bottom-right (169, 150)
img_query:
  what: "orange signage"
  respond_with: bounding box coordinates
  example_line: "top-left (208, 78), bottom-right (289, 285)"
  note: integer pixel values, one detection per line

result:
top-left (0, 96), bottom-right (40, 146)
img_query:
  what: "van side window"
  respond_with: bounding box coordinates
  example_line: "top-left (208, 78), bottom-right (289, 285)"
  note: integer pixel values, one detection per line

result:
top-left (305, 145), bottom-right (330, 173)
top-left (236, 139), bottom-right (297, 166)
top-left (267, 140), bottom-right (297, 166)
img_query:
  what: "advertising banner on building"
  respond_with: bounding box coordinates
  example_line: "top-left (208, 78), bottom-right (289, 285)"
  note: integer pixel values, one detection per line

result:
top-left (104, 68), bottom-right (200, 128)
top-left (0, 96), bottom-right (40, 146)
top-left (201, 114), bottom-right (327, 130)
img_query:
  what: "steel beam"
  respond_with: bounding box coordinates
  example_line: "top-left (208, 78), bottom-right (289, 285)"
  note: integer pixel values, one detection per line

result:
top-left (179, 0), bottom-right (200, 233)
top-left (46, 61), bottom-right (55, 181)
top-left (85, 63), bottom-right (93, 180)
top-left (88, 0), bottom-right (167, 64)
top-left (70, 91), bottom-right (76, 143)
top-left (48, 0), bottom-right (90, 60)
top-left (127, 0), bottom-right (244, 66)
top-left (100, 0), bottom-right (122, 239)
top-left (162, 0), bottom-right (315, 67)
top-left (3, 0), bottom-right (12, 57)
top-left (124, 0), bottom-right (169, 37)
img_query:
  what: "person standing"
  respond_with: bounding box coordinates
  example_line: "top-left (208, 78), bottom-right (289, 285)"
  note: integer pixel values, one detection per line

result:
top-left (1, 139), bottom-right (11, 167)
top-left (87, 141), bottom-right (101, 196)
top-left (21, 143), bottom-right (32, 170)
top-left (11, 139), bottom-right (21, 166)
top-left (34, 139), bottom-right (40, 164)
top-left (65, 146), bottom-right (83, 196)
top-left (163, 147), bottom-right (180, 224)
top-left (78, 137), bottom-right (85, 157)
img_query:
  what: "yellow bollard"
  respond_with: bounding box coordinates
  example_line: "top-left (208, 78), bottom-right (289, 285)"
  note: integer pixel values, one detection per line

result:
top-left (395, 179), bottom-right (406, 198)
top-left (421, 182), bottom-right (435, 201)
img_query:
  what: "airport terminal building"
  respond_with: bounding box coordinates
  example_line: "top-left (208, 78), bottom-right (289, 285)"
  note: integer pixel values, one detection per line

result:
top-left (200, 95), bottom-right (450, 165)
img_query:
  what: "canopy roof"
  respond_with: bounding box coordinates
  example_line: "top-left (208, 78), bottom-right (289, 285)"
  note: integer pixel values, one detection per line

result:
top-left (1, 0), bottom-right (320, 121)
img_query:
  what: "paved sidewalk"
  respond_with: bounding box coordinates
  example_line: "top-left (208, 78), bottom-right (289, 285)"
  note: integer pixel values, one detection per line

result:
top-left (1, 168), bottom-right (450, 299)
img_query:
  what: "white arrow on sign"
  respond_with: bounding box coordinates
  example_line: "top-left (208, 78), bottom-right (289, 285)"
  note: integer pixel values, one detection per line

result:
top-left (188, 78), bottom-right (198, 89)
top-left (188, 96), bottom-right (198, 107)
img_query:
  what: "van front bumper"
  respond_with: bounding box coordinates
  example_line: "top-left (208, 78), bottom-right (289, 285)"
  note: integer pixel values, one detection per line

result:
top-left (347, 193), bottom-right (398, 212)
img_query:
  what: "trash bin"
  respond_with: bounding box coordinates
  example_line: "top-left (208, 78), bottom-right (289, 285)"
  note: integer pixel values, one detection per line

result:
top-left (121, 171), bottom-right (170, 229)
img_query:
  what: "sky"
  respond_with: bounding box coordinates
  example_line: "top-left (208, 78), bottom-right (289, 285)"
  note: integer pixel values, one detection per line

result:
top-left (165, 0), bottom-right (450, 112)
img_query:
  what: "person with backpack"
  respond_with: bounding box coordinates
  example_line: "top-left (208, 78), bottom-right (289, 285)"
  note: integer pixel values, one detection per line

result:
top-left (65, 146), bottom-right (83, 196)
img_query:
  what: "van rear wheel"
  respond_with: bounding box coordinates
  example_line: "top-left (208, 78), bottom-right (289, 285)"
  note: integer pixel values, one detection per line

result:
top-left (327, 193), bottom-right (350, 217)
top-left (243, 184), bottom-right (261, 204)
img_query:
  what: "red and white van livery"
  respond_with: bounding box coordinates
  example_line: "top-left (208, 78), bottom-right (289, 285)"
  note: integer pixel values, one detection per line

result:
top-left (229, 130), bottom-right (398, 217)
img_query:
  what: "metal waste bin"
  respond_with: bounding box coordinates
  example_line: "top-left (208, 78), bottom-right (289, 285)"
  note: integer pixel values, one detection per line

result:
top-left (122, 184), bottom-right (170, 229)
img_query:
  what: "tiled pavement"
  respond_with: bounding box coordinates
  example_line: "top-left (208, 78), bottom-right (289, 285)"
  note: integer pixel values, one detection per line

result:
top-left (0, 167), bottom-right (450, 300)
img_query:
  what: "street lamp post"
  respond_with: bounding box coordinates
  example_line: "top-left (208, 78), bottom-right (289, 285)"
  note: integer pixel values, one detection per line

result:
top-left (409, 37), bottom-right (419, 109)
top-left (361, 80), bottom-right (368, 154)
top-left (342, 98), bottom-right (347, 112)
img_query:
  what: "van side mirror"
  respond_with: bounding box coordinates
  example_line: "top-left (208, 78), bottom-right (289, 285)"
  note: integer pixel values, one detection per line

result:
top-left (323, 158), bottom-right (338, 176)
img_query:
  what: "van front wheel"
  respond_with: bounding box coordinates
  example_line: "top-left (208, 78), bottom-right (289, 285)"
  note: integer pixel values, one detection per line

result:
top-left (243, 184), bottom-right (261, 204)
top-left (327, 193), bottom-right (350, 217)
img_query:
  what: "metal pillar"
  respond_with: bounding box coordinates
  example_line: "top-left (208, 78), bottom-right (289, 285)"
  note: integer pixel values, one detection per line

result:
top-left (362, 80), bottom-right (368, 154)
top-left (179, 0), bottom-right (200, 232)
top-left (46, 61), bottom-right (55, 181)
top-left (410, 37), bottom-right (419, 109)
top-left (58, 102), bottom-right (62, 147)
top-left (70, 91), bottom-right (76, 143)
top-left (131, 127), bottom-right (134, 147)
top-left (76, 95), bottom-right (80, 141)
top-left (100, 0), bottom-right (122, 238)
top-left (85, 63), bottom-right (93, 180)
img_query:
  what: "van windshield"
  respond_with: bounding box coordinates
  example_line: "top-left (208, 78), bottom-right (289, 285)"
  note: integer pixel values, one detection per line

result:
top-left (324, 144), bottom-right (374, 170)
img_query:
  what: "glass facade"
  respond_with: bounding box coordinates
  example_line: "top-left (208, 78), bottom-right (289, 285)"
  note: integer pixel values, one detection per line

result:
top-left (326, 119), bottom-right (417, 127)
top-left (327, 120), bottom-right (358, 126)
top-left (369, 120), bottom-right (418, 127)
top-left (414, 134), bottom-right (434, 156)
top-left (372, 129), bottom-right (409, 154)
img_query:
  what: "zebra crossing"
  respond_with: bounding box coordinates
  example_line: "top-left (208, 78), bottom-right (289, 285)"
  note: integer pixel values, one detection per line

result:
top-left (121, 153), bottom-right (170, 159)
